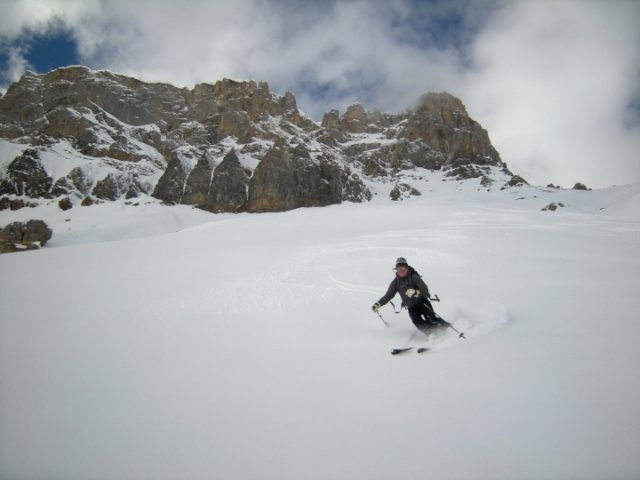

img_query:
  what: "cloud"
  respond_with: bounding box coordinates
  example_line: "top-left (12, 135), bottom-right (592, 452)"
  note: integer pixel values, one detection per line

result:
top-left (0, 45), bottom-right (32, 85)
top-left (0, 0), bottom-right (101, 48)
top-left (0, 0), bottom-right (638, 188)
top-left (0, 0), bottom-right (100, 84)
top-left (2, 0), bottom-right (474, 113)
top-left (461, 0), bottom-right (640, 187)
top-left (0, 0), bottom-right (96, 37)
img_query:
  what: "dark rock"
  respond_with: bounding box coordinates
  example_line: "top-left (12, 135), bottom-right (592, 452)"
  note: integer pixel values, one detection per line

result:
top-left (246, 146), bottom-right (304, 212)
top-left (342, 171), bottom-right (372, 203)
top-left (10, 198), bottom-right (25, 210)
top-left (246, 145), bottom-right (345, 212)
top-left (390, 183), bottom-right (422, 201)
top-left (92, 173), bottom-right (127, 201)
top-left (502, 175), bottom-right (529, 190)
top-left (0, 197), bottom-right (29, 210)
top-left (58, 197), bottom-right (73, 210)
top-left (445, 165), bottom-right (490, 180)
top-left (0, 219), bottom-right (52, 253)
top-left (69, 167), bottom-right (94, 195)
top-left (207, 150), bottom-right (249, 212)
top-left (541, 202), bottom-right (566, 212)
top-left (361, 158), bottom-right (388, 177)
top-left (2, 149), bottom-right (53, 197)
top-left (152, 156), bottom-right (192, 204)
top-left (23, 220), bottom-right (52, 245)
top-left (182, 149), bottom-right (250, 212)
top-left (0, 222), bottom-right (24, 250)
top-left (124, 176), bottom-right (146, 199)
top-left (182, 155), bottom-right (214, 208)
top-left (51, 176), bottom-right (75, 197)
top-left (51, 166), bottom-right (95, 198)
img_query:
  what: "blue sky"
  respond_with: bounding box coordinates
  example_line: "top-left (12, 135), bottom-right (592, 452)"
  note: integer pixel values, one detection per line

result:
top-left (3, 29), bottom-right (79, 74)
top-left (1, 0), bottom-right (639, 188)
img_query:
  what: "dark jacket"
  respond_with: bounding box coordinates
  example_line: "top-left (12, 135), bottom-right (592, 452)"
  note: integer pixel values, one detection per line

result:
top-left (378, 267), bottom-right (430, 309)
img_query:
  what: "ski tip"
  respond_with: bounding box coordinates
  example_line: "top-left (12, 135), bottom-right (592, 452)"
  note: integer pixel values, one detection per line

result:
top-left (391, 347), bottom-right (414, 355)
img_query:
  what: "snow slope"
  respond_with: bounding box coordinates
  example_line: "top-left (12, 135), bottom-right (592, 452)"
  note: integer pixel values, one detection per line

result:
top-left (1, 179), bottom-right (639, 480)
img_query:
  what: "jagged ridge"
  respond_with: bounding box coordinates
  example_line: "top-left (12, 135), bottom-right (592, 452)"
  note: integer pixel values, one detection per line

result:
top-left (0, 66), bottom-right (517, 213)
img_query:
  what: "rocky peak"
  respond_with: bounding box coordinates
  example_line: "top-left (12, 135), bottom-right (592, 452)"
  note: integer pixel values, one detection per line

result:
top-left (321, 109), bottom-right (340, 130)
top-left (343, 104), bottom-right (368, 133)
top-left (412, 91), bottom-right (466, 118)
top-left (0, 67), bottom-right (520, 217)
top-left (317, 91), bottom-right (506, 179)
top-left (1, 66), bottom-right (185, 129)
top-left (405, 91), bottom-right (502, 168)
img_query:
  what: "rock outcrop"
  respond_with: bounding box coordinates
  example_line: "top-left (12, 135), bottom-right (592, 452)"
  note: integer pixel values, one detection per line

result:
top-left (0, 149), bottom-right (53, 197)
top-left (246, 144), bottom-right (348, 212)
top-left (0, 220), bottom-right (52, 253)
top-left (0, 67), bottom-right (518, 213)
top-left (180, 149), bottom-right (250, 212)
top-left (317, 91), bottom-right (508, 182)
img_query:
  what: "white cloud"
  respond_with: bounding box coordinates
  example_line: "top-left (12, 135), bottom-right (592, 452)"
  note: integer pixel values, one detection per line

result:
top-left (0, 0), bottom-right (100, 38)
top-left (0, 0), bottom-right (638, 188)
top-left (0, 0), bottom-right (102, 88)
top-left (460, 0), bottom-right (640, 187)
top-left (1, 46), bottom-right (31, 85)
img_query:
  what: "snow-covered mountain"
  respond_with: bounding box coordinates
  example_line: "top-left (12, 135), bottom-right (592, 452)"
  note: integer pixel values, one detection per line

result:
top-left (1, 67), bottom-right (517, 217)
top-left (1, 67), bottom-right (639, 479)
top-left (1, 173), bottom-right (639, 479)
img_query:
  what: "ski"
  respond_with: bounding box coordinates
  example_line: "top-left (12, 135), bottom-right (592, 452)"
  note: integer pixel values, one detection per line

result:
top-left (390, 347), bottom-right (414, 355)
top-left (391, 346), bottom-right (431, 355)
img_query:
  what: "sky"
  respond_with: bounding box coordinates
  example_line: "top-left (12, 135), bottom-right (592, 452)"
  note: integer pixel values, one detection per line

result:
top-left (0, 0), bottom-right (639, 189)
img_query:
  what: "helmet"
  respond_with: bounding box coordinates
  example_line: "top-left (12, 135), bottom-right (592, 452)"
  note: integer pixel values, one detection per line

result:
top-left (395, 257), bottom-right (408, 267)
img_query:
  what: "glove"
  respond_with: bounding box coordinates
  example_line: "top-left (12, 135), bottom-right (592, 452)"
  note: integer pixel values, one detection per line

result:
top-left (372, 302), bottom-right (381, 312)
top-left (405, 288), bottom-right (420, 299)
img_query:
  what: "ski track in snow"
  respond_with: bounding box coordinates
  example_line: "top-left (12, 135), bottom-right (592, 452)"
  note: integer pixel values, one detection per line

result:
top-left (1, 181), bottom-right (640, 480)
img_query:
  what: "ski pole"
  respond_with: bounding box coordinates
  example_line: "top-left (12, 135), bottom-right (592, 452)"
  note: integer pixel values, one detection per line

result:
top-left (437, 316), bottom-right (466, 339)
top-left (375, 309), bottom-right (390, 327)
top-left (447, 322), bottom-right (466, 339)
top-left (430, 294), bottom-right (465, 339)
top-left (390, 300), bottom-right (402, 314)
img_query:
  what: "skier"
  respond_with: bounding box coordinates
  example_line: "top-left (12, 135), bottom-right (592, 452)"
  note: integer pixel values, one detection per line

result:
top-left (372, 257), bottom-right (448, 336)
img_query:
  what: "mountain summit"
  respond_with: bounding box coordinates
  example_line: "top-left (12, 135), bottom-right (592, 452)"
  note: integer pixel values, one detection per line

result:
top-left (0, 67), bottom-right (516, 213)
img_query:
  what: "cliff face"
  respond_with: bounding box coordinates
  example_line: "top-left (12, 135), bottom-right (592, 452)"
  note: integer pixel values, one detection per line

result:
top-left (0, 67), bottom-right (512, 212)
